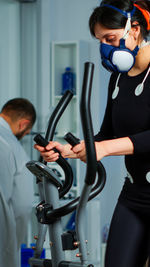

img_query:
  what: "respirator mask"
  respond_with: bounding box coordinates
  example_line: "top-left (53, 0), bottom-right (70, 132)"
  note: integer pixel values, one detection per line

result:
top-left (100, 4), bottom-right (139, 73)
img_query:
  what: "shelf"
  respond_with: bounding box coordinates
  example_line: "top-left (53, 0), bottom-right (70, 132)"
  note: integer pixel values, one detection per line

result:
top-left (51, 40), bottom-right (89, 196)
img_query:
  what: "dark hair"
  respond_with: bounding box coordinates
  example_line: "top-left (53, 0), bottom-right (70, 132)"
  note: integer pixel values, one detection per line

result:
top-left (1, 98), bottom-right (36, 127)
top-left (89, 0), bottom-right (150, 39)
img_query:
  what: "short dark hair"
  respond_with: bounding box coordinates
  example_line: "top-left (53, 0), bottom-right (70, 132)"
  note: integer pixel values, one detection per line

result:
top-left (89, 0), bottom-right (150, 39)
top-left (1, 98), bottom-right (36, 127)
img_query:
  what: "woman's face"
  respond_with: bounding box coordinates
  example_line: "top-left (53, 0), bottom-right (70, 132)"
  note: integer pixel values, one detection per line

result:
top-left (94, 23), bottom-right (139, 51)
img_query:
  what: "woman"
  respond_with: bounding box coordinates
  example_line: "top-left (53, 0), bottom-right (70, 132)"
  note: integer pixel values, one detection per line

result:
top-left (35, 1), bottom-right (150, 266)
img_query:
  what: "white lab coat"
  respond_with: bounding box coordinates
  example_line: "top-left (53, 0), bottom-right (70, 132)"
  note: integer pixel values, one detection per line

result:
top-left (0, 117), bottom-right (34, 267)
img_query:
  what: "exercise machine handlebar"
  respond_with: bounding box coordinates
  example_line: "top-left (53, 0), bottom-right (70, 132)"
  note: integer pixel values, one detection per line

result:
top-left (45, 90), bottom-right (73, 142)
top-left (80, 63), bottom-right (97, 185)
top-left (33, 134), bottom-right (74, 199)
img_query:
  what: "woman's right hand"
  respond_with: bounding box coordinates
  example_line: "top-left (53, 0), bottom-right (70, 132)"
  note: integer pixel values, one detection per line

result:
top-left (34, 141), bottom-right (77, 162)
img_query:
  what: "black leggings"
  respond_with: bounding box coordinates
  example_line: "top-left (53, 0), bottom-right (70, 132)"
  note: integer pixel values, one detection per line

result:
top-left (105, 202), bottom-right (150, 267)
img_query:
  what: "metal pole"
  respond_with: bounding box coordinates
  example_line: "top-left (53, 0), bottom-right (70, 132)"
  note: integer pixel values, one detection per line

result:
top-left (43, 178), bottom-right (65, 266)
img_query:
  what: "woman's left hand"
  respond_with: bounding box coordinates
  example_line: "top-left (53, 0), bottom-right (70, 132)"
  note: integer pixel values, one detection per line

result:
top-left (72, 140), bottom-right (87, 162)
top-left (72, 141), bottom-right (106, 163)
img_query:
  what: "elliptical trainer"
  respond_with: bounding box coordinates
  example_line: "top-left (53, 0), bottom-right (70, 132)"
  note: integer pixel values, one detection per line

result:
top-left (26, 62), bottom-right (106, 267)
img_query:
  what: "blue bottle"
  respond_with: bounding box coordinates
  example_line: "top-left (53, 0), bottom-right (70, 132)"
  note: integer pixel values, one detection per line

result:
top-left (62, 67), bottom-right (74, 95)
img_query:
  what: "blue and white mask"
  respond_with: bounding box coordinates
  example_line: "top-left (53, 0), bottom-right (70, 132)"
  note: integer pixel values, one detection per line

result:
top-left (99, 4), bottom-right (139, 73)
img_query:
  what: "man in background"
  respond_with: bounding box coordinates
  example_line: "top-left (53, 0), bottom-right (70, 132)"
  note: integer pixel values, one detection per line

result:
top-left (0, 98), bottom-right (36, 267)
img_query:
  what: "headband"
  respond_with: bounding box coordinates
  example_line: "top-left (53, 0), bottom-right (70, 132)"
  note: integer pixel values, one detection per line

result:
top-left (101, 4), bottom-right (136, 18)
top-left (134, 3), bottom-right (150, 31)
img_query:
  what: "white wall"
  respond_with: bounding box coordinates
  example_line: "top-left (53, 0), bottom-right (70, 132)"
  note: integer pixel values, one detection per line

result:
top-left (0, 0), bottom-right (20, 107)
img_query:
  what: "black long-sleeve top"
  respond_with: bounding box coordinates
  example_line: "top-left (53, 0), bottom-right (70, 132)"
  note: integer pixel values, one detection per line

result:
top-left (95, 65), bottom-right (150, 210)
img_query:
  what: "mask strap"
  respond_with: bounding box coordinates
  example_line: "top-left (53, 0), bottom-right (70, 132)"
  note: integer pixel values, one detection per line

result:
top-left (115, 73), bottom-right (121, 89)
top-left (122, 13), bottom-right (132, 40)
top-left (101, 4), bottom-right (136, 18)
top-left (141, 66), bottom-right (150, 85)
